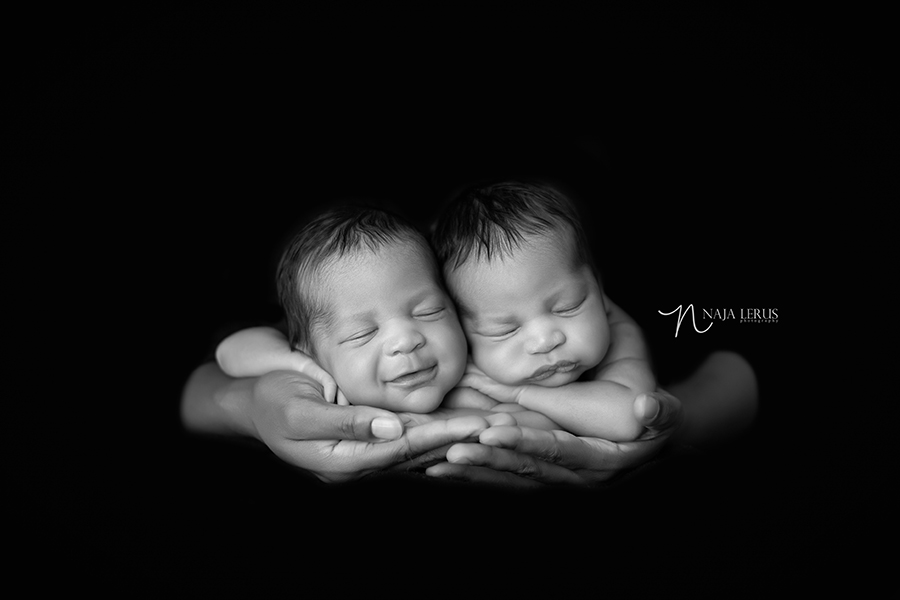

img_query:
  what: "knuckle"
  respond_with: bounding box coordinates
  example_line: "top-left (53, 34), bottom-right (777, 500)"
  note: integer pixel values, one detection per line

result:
top-left (537, 443), bottom-right (563, 465)
top-left (516, 457), bottom-right (540, 478)
top-left (340, 413), bottom-right (364, 439)
top-left (471, 444), bottom-right (492, 464)
top-left (529, 431), bottom-right (568, 464)
top-left (394, 438), bottom-right (415, 463)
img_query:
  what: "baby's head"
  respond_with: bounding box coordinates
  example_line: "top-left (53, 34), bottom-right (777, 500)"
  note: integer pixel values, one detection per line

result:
top-left (432, 181), bottom-right (609, 388)
top-left (277, 205), bottom-right (467, 413)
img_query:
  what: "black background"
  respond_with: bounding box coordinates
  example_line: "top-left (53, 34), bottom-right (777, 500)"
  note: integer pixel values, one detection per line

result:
top-left (28, 7), bottom-right (890, 592)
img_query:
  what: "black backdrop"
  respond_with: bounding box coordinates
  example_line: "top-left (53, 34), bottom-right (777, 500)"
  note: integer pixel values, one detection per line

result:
top-left (34, 8), bottom-right (890, 591)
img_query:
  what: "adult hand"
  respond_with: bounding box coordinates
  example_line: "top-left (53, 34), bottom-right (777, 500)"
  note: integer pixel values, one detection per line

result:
top-left (425, 389), bottom-right (683, 488)
top-left (247, 370), bottom-right (504, 483)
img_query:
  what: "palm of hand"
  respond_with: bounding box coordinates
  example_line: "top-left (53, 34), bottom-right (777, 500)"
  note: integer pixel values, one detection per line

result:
top-left (271, 410), bottom-right (502, 484)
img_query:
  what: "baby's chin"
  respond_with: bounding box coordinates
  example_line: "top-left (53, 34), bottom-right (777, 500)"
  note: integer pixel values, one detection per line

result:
top-left (378, 386), bottom-right (448, 414)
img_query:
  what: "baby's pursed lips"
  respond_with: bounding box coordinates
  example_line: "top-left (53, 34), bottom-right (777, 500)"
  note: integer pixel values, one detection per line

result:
top-left (528, 360), bottom-right (577, 381)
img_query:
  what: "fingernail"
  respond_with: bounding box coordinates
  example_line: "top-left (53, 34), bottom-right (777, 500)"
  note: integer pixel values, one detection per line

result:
top-left (425, 465), bottom-right (449, 478)
top-left (371, 417), bottom-right (402, 440)
top-left (642, 395), bottom-right (660, 422)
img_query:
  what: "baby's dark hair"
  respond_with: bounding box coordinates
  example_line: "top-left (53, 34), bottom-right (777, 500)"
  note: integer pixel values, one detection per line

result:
top-left (276, 205), bottom-right (437, 353)
top-left (431, 180), bottom-right (594, 273)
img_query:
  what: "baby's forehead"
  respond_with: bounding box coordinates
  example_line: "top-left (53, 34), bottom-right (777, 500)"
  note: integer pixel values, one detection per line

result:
top-left (321, 239), bottom-right (435, 277)
top-left (316, 241), bottom-right (442, 306)
top-left (448, 228), bottom-right (581, 276)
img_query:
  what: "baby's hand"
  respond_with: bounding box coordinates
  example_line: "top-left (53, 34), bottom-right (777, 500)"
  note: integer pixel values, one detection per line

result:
top-left (442, 386), bottom-right (499, 410)
top-left (459, 363), bottom-right (525, 404)
top-left (294, 354), bottom-right (347, 405)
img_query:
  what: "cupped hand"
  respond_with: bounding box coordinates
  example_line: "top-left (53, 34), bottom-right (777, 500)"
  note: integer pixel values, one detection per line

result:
top-left (425, 389), bottom-right (683, 488)
top-left (248, 370), bottom-right (512, 483)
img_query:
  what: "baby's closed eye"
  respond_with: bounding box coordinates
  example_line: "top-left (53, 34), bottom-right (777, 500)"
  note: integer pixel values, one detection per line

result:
top-left (480, 327), bottom-right (519, 339)
top-left (342, 328), bottom-right (377, 344)
top-left (552, 297), bottom-right (586, 315)
top-left (413, 307), bottom-right (446, 320)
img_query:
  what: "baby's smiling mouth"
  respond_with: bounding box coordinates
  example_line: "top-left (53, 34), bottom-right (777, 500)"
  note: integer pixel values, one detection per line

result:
top-left (528, 361), bottom-right (578, 381)
top-left (389, 364), bottom-right (437, 387)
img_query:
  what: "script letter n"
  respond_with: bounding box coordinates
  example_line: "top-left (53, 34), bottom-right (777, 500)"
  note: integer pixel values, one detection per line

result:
top-left (658, 304), bottom-right (713, 337)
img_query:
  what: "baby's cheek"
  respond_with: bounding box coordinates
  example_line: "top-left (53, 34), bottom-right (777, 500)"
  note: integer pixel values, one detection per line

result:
top-left (473, 342), bottom-right (522, 385)
top-left (432, 325), bottom-right (467, 387)
top-left (585, 323), bottom-right (611, 366)
top-left (469, 341), bottom-right (497, 375)
top-left (333, 355), bottom-right (379, 403)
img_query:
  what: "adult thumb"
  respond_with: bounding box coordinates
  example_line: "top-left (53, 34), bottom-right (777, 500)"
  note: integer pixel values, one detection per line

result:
top-left (634, 389), bottom-right (683, 431)
top-left (285, 398), bottom-right (405, 442)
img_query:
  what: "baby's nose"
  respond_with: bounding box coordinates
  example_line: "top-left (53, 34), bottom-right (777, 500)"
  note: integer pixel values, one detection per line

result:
top-left (383, 323), bottom-right (426, 356)
top-left (525, 328), bottom-right (566, 355)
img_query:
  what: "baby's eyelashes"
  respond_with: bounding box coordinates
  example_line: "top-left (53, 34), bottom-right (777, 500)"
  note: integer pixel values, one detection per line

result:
top-left (552, 298), bottom-right (586, 316)
top-left (479, 327), bottom-right (520, 339)
top-left (339, 308), bottom-right (445, 345)
top-left (413, 307), bottom-right (446, 320)
top-left (342, 328), bottom-right (378, 344)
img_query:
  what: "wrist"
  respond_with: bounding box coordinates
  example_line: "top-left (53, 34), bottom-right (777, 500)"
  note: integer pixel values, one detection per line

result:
top-left (515, 385), bottom-right (530, 406)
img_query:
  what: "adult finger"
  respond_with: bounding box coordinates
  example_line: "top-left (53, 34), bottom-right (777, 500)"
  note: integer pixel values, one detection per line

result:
top-left (322, 378), bottom-right (337, 404)
top-left (391, 413), bottom-right (515, 471)
top-left (636, 389), bottom-right (683, 432)
top-left (479, 426), bottom-right (624, 472)
top-left (347, 415), bottom-right (493, 472)
top-left (391, 443), bottom-right (455, 473)
top-left (285, 399), bottom-right (405, 443)
top-left (425, 462), bottom-right (545, 489)
top-left (444, 443), bottom-right (586, 485)
top-left (255, 371), bottom-right (406, 442)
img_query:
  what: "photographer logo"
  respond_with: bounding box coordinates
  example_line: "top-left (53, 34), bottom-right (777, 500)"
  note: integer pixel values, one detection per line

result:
top-left (658, 304), bottom-right (778, 337)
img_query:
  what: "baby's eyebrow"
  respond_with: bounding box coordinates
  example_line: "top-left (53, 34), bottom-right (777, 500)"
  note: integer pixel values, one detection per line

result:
top-left (408, 288), bottom-right (445, 307)
top-left (332, 288), bottom-right (445, 329)
top-left (326, 309), bottom-right (375, 335)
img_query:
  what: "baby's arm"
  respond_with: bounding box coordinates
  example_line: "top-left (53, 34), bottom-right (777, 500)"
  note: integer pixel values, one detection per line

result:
top-left (462, 296), bottom-right (655, 441)
top-left (465, 367), bottom-right (653, 441)
top-left (215, 326), bottom-right (343, 404)
top-left (441, 386), bottom-right (560, 431)
top-left (520, 296), bottom-right (654, 440)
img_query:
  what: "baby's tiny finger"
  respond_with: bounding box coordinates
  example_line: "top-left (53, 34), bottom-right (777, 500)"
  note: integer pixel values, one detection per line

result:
top-left (464, 363), bottom-right (484, 375)
top-left (323, 380), bottom-right (337, 404)
top-left (486, 412), bottom-right (517, 427)
top-left (459, 374), bottom-right (484, 389)
top-left (446, 443), bottom-right (585, 485)
top-left (336, 389), bottom-right (349, 406)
